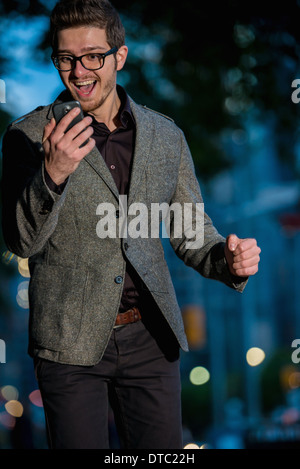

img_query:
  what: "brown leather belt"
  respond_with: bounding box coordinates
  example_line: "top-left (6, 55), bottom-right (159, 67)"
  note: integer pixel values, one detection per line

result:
top-left (114, 306), bottom-right (141, 327)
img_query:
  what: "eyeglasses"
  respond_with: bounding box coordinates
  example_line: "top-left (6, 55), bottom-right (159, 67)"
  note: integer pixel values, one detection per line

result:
top-left (51, 47), bottom-right (118, 71)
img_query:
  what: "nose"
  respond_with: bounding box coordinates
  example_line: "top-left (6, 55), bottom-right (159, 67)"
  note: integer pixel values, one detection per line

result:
top-left (72, 58), bottom-right (89, 77)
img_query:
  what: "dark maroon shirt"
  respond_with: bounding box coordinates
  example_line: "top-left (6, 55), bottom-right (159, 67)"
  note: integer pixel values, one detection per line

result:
top-left (91, 86), bottom-right (135, 196)
top-left (45, 86), bottom-right (141, 312)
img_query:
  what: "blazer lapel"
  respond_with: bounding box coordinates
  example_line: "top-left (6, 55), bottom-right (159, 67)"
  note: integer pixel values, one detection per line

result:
top-left (127, 99), bottom-right (155, 206)
top-left (84, 98), bottom-right (155, 205)
top-left (84, 146), bottom-right (119, 201)
top-left (47, 91), bottom-right (120, 201)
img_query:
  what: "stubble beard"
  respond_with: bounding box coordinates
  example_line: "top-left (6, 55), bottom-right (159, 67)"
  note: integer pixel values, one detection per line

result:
top-left (73, 74), bottom-right (117, 115)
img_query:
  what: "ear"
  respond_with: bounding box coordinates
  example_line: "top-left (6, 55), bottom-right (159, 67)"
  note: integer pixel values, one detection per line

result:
top-left (116, 45), bottom-right (128, 71)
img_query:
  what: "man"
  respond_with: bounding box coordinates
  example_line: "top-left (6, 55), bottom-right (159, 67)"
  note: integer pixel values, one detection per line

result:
top-left (1, 0), bottom-right (261, 449)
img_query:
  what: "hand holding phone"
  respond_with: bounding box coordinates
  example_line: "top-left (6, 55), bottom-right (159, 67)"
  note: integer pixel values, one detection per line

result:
top-left (42, 101), bottom-right (95, 185)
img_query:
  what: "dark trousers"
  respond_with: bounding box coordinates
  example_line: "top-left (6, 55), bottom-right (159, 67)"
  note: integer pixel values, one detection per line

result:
top-left (34, 313), bottom-right (183, 449)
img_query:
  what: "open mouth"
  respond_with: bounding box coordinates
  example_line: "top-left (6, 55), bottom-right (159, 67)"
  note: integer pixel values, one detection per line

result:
top-left (73, 79), bottom-right (97, 97)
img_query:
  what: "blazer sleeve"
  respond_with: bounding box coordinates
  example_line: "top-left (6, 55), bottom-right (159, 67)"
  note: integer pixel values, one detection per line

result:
top-left (169, 129), bottom-right (248, 292)
top-left (1, 126), bottom-right (69, 258)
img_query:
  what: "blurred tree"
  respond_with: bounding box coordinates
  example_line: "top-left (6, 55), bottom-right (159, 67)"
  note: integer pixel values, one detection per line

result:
top-left (260, 348), bottom-right (295, 414)
top-left (1, 0), bottom-right (300, 321)
top-left (1, 0), bottom-right (300, 178)
top-left (0, 0), bottom-right (48, 15)
top-left (0, 1), bottom-right (299, 269)
top-left (181, 380), bottom-right (212, 440)
top-left (0, 0), bottom-right (56, 312)
top-left (0, 108), bottom-right (18, 312)
top-left (114, 0), bottom-right (300, 179)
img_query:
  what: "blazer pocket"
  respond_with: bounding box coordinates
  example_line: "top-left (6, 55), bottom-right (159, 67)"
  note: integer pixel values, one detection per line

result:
top-left (29, 264), bottom-right (88, 351)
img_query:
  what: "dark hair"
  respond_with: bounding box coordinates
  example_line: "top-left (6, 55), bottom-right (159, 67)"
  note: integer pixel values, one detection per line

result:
top-left (50, 0), bottom-right (125, 53)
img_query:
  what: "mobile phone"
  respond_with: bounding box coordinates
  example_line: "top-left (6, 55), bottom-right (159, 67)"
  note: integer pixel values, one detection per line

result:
top-left (52, 101), bottom-right (89, 146)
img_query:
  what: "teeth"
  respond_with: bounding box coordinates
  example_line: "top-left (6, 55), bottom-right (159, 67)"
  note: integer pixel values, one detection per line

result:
top-left (75, 80), bottom-right (95, 86)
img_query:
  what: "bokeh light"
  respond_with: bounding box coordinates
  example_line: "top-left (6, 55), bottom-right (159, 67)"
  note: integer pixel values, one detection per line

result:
top-left (16, 280), bottom-right (29, 309)
top-left (246, 347), bottom-right (265, 367)
top-left (2, 250), bottom-right (15, 265)
top-left (184, 443), bottom-right (200, 449)
top-left (0, 412), bottom-right (16, 429)
top-left (1, 385), bottom-right (19, 401)
top-left (189, 366), bottom-right (210, 385)
top-left (29, 389), bottom-right (43, 407)
top-left (289, 372), bottom-right (300, 390)
top-left (17, 257), bottom-right (30, 278)
top-left (5, 400), bottom-right (24, 418)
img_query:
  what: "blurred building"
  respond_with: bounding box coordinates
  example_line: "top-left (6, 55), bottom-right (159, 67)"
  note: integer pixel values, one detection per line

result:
top-left (163, 114), bottom-right (300, 448)
top-left (1, 108), bottom-right (300, 450)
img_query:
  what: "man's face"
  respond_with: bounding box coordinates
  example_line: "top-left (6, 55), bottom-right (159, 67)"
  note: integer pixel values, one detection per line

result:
top-left (56, 27), bottom-right (127, 114)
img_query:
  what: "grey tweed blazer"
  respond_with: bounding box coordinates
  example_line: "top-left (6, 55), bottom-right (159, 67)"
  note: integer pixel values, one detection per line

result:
top-left (1, 90), bottom-right (247, 365)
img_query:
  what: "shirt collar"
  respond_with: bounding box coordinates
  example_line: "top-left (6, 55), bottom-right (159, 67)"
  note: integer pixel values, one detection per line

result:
top-left (89, 85), bottom-right (135, 132)
top-left (117, 85), bottom-right (135, 128)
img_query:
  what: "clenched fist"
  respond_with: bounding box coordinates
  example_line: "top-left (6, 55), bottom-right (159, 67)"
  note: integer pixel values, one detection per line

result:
top-left (224, 234), bottom-right (261, 277)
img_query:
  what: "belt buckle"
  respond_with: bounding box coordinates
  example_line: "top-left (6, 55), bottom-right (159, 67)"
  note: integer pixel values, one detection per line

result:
top-left (113, 306), bottom-right (140, 329)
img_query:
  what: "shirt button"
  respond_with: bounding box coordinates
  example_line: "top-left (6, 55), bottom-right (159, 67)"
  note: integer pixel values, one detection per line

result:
top-left (110, 164), bottom-right (116, 170)
top-left (115, 276), bottom-right (123, 284)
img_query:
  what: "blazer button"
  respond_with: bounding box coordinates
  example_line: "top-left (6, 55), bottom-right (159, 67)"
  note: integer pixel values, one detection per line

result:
top-left (124, 242), bottom-right (129, 251)
top-left (115, 276), bottom-right (123, 284)
top-left (116, 210), bottom-right (120, 218)
top-left (39, 200), bottom-right (53, 215)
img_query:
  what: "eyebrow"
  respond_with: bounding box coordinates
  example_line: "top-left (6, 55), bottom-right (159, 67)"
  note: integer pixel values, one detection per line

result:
top-left (57, 46), bottom-right (108, 54)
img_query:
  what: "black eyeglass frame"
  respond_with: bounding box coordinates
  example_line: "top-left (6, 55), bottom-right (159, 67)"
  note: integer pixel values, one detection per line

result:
top-left (51, 46), bottom-right (118, 71)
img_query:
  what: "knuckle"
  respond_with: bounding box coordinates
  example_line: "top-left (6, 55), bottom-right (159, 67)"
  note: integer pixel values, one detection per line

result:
top-left (85, 127), bottom-right (94, 137)
top-left (249, 265), bottom-right (258, 276)
top-left (56, 141), bottom-right (65, 152)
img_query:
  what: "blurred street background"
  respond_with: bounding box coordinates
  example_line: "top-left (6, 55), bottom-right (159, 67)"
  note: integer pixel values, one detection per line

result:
top-left (1, 0), bottom-right (300, 449)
